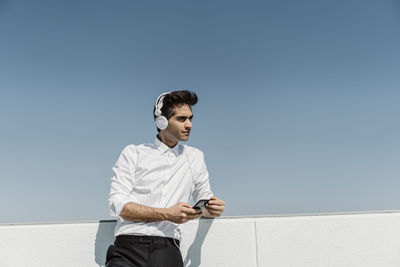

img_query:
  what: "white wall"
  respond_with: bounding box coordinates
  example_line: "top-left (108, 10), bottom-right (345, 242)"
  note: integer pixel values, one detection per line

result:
top-left (1, 211), bottom-right (400, 267)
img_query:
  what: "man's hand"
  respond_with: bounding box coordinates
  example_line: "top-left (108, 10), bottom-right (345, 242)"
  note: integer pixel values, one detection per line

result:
top-left (203, 196), bottom-right (225, 217)
top-left (165, 202), bottom-right (201, 224)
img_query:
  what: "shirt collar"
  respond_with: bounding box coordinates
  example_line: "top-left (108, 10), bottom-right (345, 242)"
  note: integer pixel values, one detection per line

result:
top-left (154, 136), bottom-right (183, 156)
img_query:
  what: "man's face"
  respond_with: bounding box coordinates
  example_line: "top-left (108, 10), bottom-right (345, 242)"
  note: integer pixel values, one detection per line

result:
top-left (163, 104), bottom-right (193, 143)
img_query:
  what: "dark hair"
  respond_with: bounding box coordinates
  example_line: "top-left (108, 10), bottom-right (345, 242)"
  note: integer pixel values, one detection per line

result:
top-left (153, 90), bottom-right (198, 132)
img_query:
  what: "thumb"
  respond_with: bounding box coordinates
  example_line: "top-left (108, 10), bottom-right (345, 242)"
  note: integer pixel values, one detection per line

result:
top-left (181, 202), bottom-right (191, 208)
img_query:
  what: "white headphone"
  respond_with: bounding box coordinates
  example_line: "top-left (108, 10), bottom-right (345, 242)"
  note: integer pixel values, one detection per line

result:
top-left (154, 91), bottom-right (172, 130)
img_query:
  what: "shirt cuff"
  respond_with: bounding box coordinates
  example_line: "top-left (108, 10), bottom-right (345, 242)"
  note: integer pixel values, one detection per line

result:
top-left (193, 191), bottom-right (214, 204)
top-left (110, 196), bottom-right (137, 222)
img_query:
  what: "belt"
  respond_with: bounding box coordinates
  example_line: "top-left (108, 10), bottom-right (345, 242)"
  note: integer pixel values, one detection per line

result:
top-left (116, 234), bottom-right (180, 247)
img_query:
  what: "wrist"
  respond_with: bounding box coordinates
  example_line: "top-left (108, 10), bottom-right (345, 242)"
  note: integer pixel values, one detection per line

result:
top-left (157, 207), bottom-right (170, 221)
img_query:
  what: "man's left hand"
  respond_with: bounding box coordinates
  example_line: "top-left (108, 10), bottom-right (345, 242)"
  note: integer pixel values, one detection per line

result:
top-left (203, 195), bottom-right (225, 217)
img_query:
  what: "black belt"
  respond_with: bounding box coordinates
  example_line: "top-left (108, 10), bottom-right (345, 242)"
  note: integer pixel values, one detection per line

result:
top-left (116, 234), bottom-right (180, 247)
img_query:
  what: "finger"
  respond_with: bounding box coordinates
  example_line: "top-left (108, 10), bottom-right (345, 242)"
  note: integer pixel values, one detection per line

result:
top-left (187, 213), bottom-right (201, 220)
top-left (208, 199), bottom-right (224, 206)
top-left (181, 202), bottom-right (192, 208)
top-left (182, 207), bottom-right (197, 214)
top-left (206, 209), bottom-right (223, 216)
top-left (206, 206), bottom-right (224, 213)
top-left (206, 205), bottom-right (224, 212)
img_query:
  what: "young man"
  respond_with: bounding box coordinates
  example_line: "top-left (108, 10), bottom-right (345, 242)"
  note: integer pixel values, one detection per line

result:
top-left (106, 90), bottom-right (225, 267)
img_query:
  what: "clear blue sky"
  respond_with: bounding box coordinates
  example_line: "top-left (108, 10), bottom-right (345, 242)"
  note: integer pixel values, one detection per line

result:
top-left (1, 0), bottom-right (400, 223)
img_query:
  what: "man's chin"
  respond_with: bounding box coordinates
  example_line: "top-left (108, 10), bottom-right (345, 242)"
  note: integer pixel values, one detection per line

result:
top-left (180, 135), bottom-right (190, 141)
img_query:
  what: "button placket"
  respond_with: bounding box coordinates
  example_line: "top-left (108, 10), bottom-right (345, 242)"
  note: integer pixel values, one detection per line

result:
top-left (161, 153), bottom-right (171, 199)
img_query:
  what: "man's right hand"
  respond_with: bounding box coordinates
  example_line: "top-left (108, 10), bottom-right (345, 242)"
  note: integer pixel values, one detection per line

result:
top-left (165, 202), bottom-right (201, 224)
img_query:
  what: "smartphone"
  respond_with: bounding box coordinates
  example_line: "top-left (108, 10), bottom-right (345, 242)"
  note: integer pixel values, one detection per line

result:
top-left (193, 199), bottom-right (210, 211)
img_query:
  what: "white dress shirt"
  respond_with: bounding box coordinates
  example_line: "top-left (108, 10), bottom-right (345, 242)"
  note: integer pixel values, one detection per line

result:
top-left (109, 137), bottom-right (213, 239)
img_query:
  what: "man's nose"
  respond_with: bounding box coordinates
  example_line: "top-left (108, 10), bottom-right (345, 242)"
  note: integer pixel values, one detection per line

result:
top-left (185, 120), bottom-right (192, 129)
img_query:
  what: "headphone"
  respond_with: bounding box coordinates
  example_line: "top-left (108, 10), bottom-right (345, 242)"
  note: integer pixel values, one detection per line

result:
top-left (154, 90), bottom-right (197, 130)
top-left (154, 91), bottom-right (172, 130)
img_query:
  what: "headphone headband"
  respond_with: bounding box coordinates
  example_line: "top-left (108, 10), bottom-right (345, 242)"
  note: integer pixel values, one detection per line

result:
top-left (154, 91), bottom-right (171, 116)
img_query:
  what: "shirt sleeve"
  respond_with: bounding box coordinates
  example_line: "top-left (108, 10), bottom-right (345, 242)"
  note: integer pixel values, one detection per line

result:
top-left (108, 145), bottom-right (138, 221)
top-left (192, 150), bottom-right (214, 203)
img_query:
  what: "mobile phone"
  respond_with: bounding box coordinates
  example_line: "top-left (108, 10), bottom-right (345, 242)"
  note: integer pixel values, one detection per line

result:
top-left (193, 199), bottom-right (210, 211)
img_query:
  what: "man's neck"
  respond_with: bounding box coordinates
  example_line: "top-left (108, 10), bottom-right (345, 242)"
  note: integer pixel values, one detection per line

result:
top-left (157, 134), bottom-right (178, 148)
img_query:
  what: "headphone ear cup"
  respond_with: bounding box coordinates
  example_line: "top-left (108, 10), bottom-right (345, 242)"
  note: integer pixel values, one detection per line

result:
top-left (155, 116), bottom-right (168, 130)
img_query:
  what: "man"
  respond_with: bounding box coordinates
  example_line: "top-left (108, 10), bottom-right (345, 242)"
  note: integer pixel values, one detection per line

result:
top-left (106, 90), bottom-right (225, 267)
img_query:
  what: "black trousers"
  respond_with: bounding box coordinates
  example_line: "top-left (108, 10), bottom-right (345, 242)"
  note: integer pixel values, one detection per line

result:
top-left (106, 235), bottom-right (184, 267)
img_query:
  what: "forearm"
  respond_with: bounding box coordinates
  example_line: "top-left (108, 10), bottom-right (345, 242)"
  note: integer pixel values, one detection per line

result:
top-left (120, 201), bottom-right (201, 224)
top-left (120, 202), bottom-right (168, 222)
